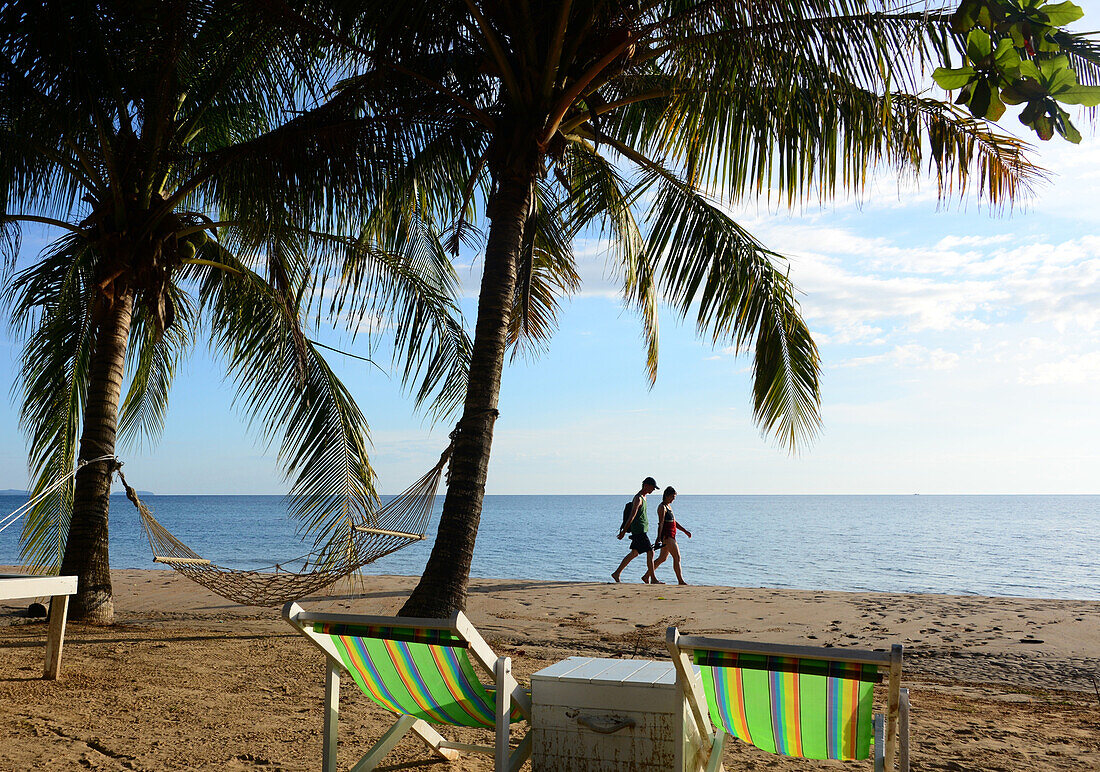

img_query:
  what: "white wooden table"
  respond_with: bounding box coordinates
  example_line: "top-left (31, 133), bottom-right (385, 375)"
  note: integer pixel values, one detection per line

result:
top-left (531, 656), bottom-right (706, 771)
top-left (0, 574), bottom-right (78, 679)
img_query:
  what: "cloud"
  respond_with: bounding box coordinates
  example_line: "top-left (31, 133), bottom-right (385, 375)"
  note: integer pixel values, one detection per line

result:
top-left (935, 233), bottom-right (1016, 250)
top-left (786, 251), bottom-right (1006, 341)
top-left (1018, 351), bottom-right (1100, 386)
top-left (836, 344), bottom-right (961, 371)
top-left (722, 207), bottom-right (1100, 349)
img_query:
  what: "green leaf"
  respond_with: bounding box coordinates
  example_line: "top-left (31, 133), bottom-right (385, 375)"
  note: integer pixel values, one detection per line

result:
top-left (1049, 69), bottom-right (1077, 93)
top-left (1032, 113), bottom-right (1056, 140)
top-left (1008, 25), bottom-right (1029, 50)
top-left (970, 78), bottom-right (994, 117)
top-left (987, 87), bottom-right (1008, 120)
top-left (953, 0), bottom-right (999, 31)
top-left (1036, 35), bottom-right (1063, 53)
top-left (119, 289), bottom-right (194, 447)
top-left (951, 0), bottom-right (983, 32)
top-left (1038, 55), bottom-right (1071, 80)
top-left (4, 234), bottom-right (94, 571)
top-left (967, 28), bottom-right (993, 61)
top-left (992, 38), bottom-right (1022, 77)
top-left (1018, 60), bottom-right (1042, 80)
top-left (934, 65), bottom-right (978, 90)
top-left (1055, 84), bottom-right (1100, 105)
top-left (1000, 84), bottom-right (1028, 105)
top-left (1040, 1), bottom-right (1084, 26)
top-left (1040, 56), bottom-right (1076, 90)
top-left (1020, 100), bottom-right (1044, 124)
top-left (1058, 114), bottom-right (1083, 142)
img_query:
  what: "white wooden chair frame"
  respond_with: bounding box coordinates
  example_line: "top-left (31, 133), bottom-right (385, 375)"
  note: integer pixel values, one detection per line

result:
top-left (667, 628), bottom-right (910, 772)
top-left (284, 602), bottom-right (532, 772)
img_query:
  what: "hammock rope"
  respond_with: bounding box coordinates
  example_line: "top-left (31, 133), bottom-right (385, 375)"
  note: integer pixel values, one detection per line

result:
top-left (117, 443), bottom-right (453, 607)
top-left (0, 455), bottom-right (116, 536)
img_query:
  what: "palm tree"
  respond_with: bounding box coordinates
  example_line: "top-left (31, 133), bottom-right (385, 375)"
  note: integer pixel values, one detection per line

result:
top-left (288, 0), bottom-right (1100, 619)
top-left (0, 0), bottom-right (469, 622)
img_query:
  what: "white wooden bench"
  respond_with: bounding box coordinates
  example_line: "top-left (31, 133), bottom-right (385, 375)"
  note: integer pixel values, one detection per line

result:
top-left (0, 574), bottom-right (78, 679)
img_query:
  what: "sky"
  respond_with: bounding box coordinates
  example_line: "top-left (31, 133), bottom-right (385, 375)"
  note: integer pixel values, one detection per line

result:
top-left (2, 53), bottom-right (1099, 497)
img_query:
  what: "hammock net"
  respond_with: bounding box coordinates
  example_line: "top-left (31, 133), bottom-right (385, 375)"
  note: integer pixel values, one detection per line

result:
top-left (117, 446), bottom-right (451, 607)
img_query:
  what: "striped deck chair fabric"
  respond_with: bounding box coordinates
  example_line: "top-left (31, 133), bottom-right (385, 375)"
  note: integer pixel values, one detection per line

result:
top-left (693, 649), bottom-right (878, 760)
top-left (284, 603), bottom-right (532, 772)
top-left (314, 621), bottom-right (524, 727)
top-left (667, 628), bottom-right (909, 772)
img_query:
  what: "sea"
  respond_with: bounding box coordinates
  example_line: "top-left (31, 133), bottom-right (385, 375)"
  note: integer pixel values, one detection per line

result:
top-left (1, 494), bottom-right (1098, 600)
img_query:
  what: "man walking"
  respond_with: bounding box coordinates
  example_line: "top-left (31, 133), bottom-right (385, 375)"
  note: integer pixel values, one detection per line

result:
top-left (612, 476), bottom-right (660, 583)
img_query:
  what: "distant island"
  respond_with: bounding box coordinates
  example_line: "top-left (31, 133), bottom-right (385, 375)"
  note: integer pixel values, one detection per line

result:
top-left (0, 489), bottom-right (156, 496)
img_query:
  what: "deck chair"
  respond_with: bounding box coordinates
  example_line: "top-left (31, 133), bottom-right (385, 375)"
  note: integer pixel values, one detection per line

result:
top-left (667, 628), bottom-right (910, 772)
top-left (284, 602), bottom-right (532, 772)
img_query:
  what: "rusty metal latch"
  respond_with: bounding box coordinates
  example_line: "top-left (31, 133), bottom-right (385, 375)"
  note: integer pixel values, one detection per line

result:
top-left (576, 715), bottom-right (636, 734)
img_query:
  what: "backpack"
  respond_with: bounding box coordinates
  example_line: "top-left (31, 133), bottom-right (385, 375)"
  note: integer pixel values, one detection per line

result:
top-left (621, 501), bottom-right (633, 529)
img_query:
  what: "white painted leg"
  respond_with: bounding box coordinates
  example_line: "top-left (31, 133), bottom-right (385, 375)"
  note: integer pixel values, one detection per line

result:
top-left (351, 714), bottom-right (418, 772)
top-left (409, 718), bottom-right (461, 760)
top-left (507, 732), bottom-right (532, 772)
top-left (705, 729), bottom-right (727, 772)
top-left (43, 594), bottom-right (69, 680)
top-left (899, 688), bottom-right (911, 772)
top-left (874, 714), bottom-right (885, 772)
top-left (323, 659), bottom-right (340, 772)
top-left (495, 657), bottom-right (511, 772)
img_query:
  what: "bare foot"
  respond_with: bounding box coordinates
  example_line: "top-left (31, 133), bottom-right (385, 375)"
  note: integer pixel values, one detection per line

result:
top-left (611, 572), bottom-right (621, 583)
top-left (641, 575), bottom-right (650, 584)
top-left (678, 581), bottom-right (689, 585)
top-left (650, 578), bottom-right (665, 584)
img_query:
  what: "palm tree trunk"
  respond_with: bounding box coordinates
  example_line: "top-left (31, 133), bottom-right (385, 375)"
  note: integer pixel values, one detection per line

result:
top-left (60, 292), bottom-right (134, 624)
top-left (399, 170), bottom-right (535, 618)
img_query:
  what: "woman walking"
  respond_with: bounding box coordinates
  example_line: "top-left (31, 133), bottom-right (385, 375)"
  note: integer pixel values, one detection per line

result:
top-left (652, 487), bottom-right (692, 585)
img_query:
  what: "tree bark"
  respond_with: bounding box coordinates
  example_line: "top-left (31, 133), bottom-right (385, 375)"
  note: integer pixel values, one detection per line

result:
top-left (398, 169), bottom-right (535, 618)
top-left (60, 292), bottom-right (134, 624)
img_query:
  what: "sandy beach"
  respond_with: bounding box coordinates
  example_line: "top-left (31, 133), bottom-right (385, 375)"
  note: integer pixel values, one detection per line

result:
top-left (1, 569), bottom-right (1098, 771)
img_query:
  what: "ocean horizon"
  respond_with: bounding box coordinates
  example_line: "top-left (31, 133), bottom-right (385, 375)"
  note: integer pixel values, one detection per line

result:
top-left (2, 494), bottom-right (1098, 601)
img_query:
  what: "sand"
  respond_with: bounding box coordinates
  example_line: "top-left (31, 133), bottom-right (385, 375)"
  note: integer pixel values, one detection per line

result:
top-left (1, 569), bottom-right (1098, 771)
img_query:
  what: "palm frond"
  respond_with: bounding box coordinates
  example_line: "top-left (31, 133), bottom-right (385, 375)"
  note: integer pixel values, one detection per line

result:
top-left (118, 287), bottom-right (196, 449)
top-left (651, 1), bottom-right (944, 94)
top-left (606, 2), bottom-right (1041, 206)
top-left (0, 217), bottom-right (19, 272)
top-left (188, 79), bottom-right (460, 233)
top-left (195, 241), bottom-right (376, 562)
top-left (640, 168), bottom-right (822, 450)
top-left (896, 93), bottom-right (1041, 206)
top-left (557, 141), bottom-right (662, 379)
top-left (508, 179), bottom-right (580, 359)
top-left (316, 206), bottom-right (471, 420)
top-left (3, 233), bottom-right (96, 570)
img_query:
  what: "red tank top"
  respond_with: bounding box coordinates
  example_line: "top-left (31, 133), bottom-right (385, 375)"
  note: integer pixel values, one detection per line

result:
top-left (661, 506), bottom-right (677, 539)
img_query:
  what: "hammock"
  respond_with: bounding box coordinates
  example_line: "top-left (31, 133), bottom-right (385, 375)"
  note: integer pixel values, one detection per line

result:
top-left (117, 445), bottom-right (452, 607)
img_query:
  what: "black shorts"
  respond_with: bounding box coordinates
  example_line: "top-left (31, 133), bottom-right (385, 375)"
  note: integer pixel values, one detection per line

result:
top-left (629, 532), bottom-right (653, 554)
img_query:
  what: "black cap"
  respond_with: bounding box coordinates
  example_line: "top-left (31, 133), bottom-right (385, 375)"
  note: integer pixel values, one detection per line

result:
top-left (643, 476), bottom-right (658, 488)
